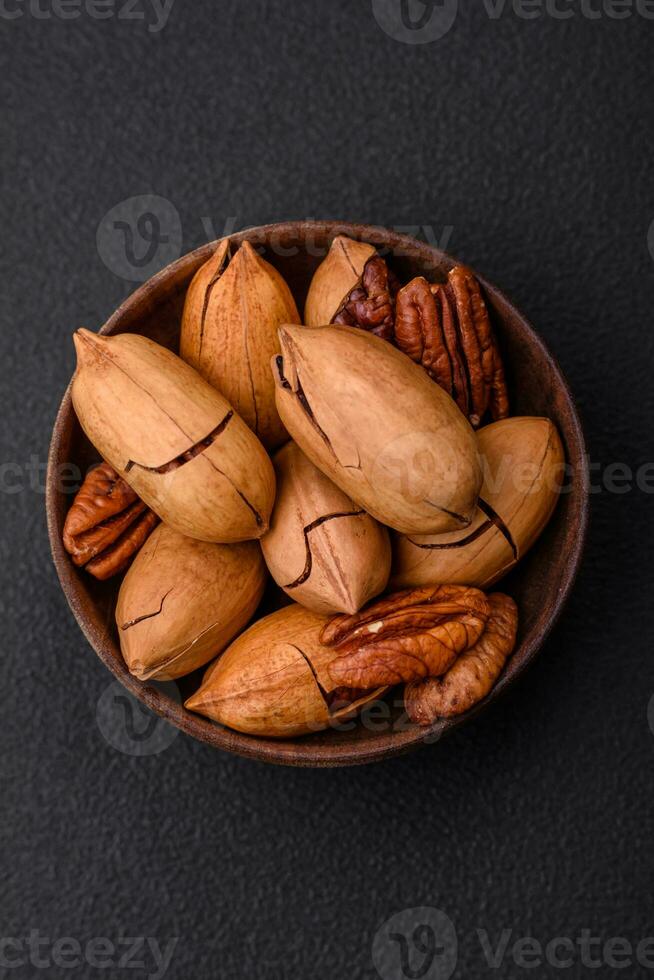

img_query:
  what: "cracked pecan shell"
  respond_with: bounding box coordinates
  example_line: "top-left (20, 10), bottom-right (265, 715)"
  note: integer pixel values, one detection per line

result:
top-left (63, 463), bottom-right (158, 580)
top-left (405, 592), bottom-right (518, 724)
top-left (71, 329), bottom-right (276, 543)
top-left (273, 324), bottom-right (482, 536)
top-left (261, 441), bottom-right (391, 615)
top-left (185, 604), bottom-right (388, 738)
top-left (395, 266), bottom-right (509, 428)
top-left (304, 236), bottom-right (377, 327)
top-left (392, 417), bottom-right (564, 592)
top-left (180, 239), bottom-right (300, 451)
top-left (320, 584), bottom-right (490, 688)
top-left (116, 523), bottom-right (266, 681)
top-left (304, 236), bottom-right (399, 339)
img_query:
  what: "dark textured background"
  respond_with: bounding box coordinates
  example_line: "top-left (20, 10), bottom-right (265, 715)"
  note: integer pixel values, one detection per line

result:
top-left (2, 1), bottom-right (654, 978)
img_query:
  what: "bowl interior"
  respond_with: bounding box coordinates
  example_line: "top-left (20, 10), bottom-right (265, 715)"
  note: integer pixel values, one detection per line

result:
top-left (46, 221), bottom-right (588, 767)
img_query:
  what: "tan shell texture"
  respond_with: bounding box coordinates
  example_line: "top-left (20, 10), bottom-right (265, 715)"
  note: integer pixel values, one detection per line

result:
top-left (71, 330), bottom-right (275, 543)
top-left (273, 324), bottom-right (482, 535)
top-left (392, 417), bottom-right (564, 589)
top-left (185, 605), bottom-right (386, 737)
top-left (304, 235), bottom-right (376, 327)
top-left (180, 239), bottom-right (300, 451)
top-left (261, 442), bottom-right (391, 614)
top-left (116, 524), bottom-right (267, 681)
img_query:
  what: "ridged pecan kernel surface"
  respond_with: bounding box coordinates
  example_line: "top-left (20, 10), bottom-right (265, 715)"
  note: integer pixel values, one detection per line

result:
top-left (63, 463), bottom-right (158, 580)
top-left (320, 585), bottom-right (490, 688)
top-left (333, 256), bottom-right (398, 342)
top-left (405, 593), bottom-right (518, 724)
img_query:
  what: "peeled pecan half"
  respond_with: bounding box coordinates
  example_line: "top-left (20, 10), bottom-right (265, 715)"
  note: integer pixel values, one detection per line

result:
top-left (333, 256), bottom-right (399, 342)
top-left (395, 266), bottom-right (509, 428)
top-left (446, 266), bottom-right (496, 427)
top-left (405, 593), bottom-right (518, 724)
top-left (320, 585), bottom-right (490, 688)
top-left (63, 463), bottom-right (159, 580)
top-left (393, 277), bottom-right (454, 395)
top-left (436, 282), bottom-right (470, 418)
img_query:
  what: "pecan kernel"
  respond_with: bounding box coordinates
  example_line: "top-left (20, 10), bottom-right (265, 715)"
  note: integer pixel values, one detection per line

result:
top-left (405, 593), bottom-right (518, 724)
top-left (395, 266), bottom-right (509, 428)
top-left (321, 585), bottom-right (490, 689)
top-left (63, 463), bottom-right (158, 580)
top-left (394, 277), bottom-right (454, 397)
top-left (333, 256), bottom-right (399, 342)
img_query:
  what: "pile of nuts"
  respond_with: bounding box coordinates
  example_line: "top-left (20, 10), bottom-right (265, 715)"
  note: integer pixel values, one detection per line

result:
top-left (63, 236), bottom-right (564, 738)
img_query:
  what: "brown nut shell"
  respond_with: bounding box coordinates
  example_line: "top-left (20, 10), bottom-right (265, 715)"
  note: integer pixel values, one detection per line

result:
top-left (392, 417), bottom-right (564, 590)
top-left (116, 524), bottom-right (267, 682)
top-left (273, 324), bottom-right (482, 535)
top-left (71, 330), bottom-right (275, 543)
top-left (261, 442), bottom-right (391, 615)
top-left (304, 236), bottom-right (377, 327)
top-left (180, 240), bottom-right (300, 451)
top-left (185, 605), bottom-right (386, 738)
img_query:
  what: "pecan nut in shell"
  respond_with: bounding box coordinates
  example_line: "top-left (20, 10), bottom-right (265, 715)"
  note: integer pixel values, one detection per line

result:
top-left (63, 463), bottom-right (158, 579)
top-left (304, 236), bottom-right (399, 338)
top-left (71, 330), bottom-right (276, 543)
top-left (304, 236), bottom-right (376, 327)
top-left (185, 604), bottom-right (387, 738)
top-left (180, 239), bottom-right (300, 451)
top-left (116, 524), bottom-right (266, 681)
top-left (392, 417), bottom-right (564, 592)
top-left (405, 592), bottom-right (518, 724)
top-left (273, 324), bottom-right (483, 536)
top-left (261, 441), bottom-right (391, 615)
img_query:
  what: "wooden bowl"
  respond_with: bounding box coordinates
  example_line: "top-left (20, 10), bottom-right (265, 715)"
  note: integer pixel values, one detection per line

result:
top-left (46, 221), bottom-right (588, 767)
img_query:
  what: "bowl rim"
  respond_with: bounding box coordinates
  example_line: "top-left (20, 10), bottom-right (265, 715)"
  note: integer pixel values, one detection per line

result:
top-left (46, 220), bottom-right (589, 767)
